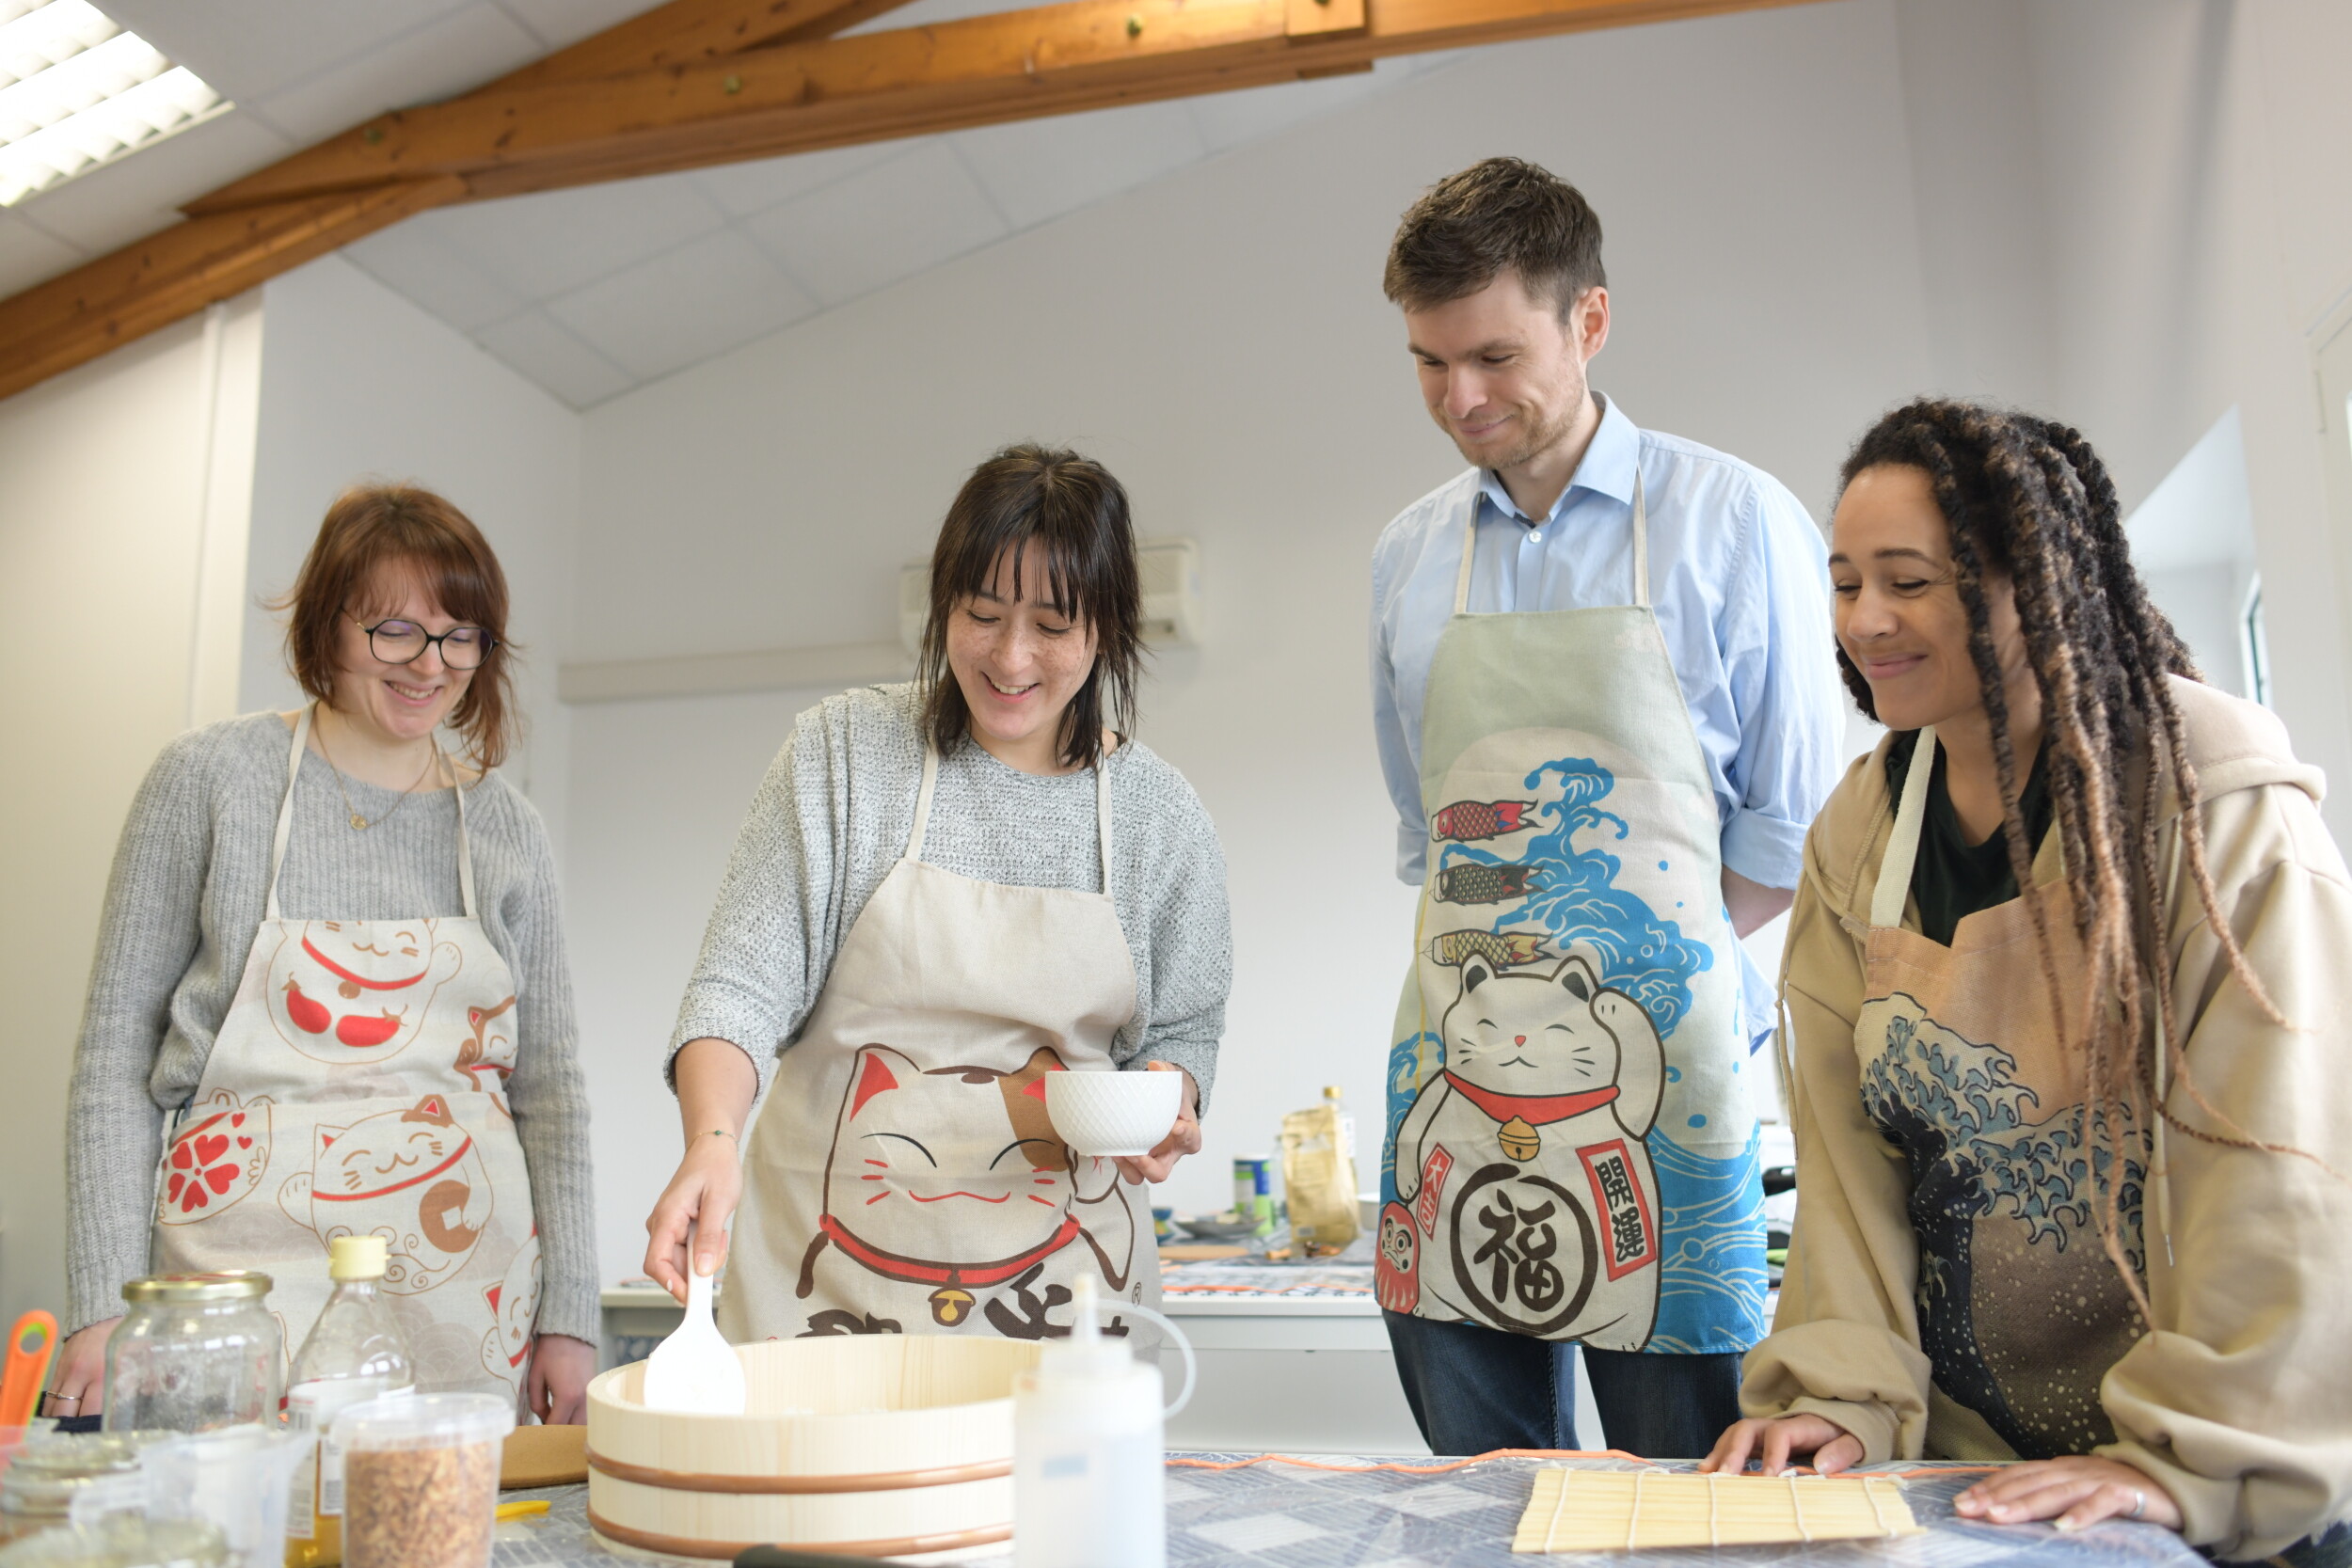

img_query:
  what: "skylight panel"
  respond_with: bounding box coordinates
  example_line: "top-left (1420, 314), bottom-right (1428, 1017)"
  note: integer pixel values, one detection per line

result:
top-left (0, 0), bottom-right (225, 206)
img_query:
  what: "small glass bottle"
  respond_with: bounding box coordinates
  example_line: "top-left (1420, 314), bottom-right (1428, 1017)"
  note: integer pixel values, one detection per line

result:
top-left (104, 1272), bottom-right (279, 1433)
top-left (283, 1238), bottom-right (414, 1568)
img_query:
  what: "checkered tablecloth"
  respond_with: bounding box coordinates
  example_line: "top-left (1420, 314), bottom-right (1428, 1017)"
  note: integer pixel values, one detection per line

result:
top-left (488, 1456), bottom-right (2207, 1567)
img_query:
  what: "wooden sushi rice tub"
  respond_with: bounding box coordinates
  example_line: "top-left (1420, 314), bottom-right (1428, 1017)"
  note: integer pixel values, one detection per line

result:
top-left (585, 1336), bottom-right (1042, 1560)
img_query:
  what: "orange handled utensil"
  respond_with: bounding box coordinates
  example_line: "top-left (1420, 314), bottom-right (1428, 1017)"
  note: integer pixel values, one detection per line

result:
top-left (0, 1311), bottom-right (58, 1428)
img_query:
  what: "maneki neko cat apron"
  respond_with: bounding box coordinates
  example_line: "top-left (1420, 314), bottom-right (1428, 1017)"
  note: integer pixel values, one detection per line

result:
top-left (150, 707), bottom-right (541, 1400)
top-left (1851, 726), bottom-right (2143, 1460)
top-left (1375, 472), bottom-right (1767, 1356)
top-left (721, 745), bottom-right (1157, 1343)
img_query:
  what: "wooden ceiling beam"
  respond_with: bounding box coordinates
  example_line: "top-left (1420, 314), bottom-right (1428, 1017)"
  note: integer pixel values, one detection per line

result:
top-left (0, 0), bottom-right (1820, 403)
top-left (192, 0), bottom-right (1812, 215)
top-left (492, 0), bottom-right (919, 90)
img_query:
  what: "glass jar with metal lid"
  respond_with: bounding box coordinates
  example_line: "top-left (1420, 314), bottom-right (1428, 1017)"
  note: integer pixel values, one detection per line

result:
top-left (103, 1273), bottom-right (280, 1434)
top-left (0, 1513), bottom-right (230, 1567)
top-left (0, 1433), bottom-right (170, 1543)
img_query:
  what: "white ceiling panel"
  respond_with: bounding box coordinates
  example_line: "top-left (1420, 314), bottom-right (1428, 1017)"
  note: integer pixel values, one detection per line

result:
top-left (248, 4), bottom-right (543, 144)
top-left (492, 0), bottom-right (668, 53)
top-left (8, 108), bottom-right (293, 253)
top-left (691, 138), bottom-right (918, 220)
top-left (745, 140), bottom-right (1008, 308)
top-left (342, 221), bottom-right (530, 332)
top-left (0, 211), bottom-right (83, 294)
top-left (546, 227), bottom-right (818, 382)
top-left (1185, 57), bottom-right (1409, 153)
top-left (477, 307), bottom-right (635, 407)
top-left (954, 100), bottom-right (1206, 231)
top-left (94, 0), bottom-right (480, 106)
top-left (425, 170), bottom-right (730, 299)
top-left (838, 0), bottom-right (1007, 33)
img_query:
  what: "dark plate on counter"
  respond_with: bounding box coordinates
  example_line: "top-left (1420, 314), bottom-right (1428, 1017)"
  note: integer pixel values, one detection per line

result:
top-left (1173, 1214), bottom-right (1261, 1241)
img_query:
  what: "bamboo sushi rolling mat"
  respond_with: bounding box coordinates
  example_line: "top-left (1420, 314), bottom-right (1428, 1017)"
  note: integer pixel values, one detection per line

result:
top-left (484, 1455), bottom-right (2205, 1566)
top-left (1512, 1469), bottom-right (1921, 1551)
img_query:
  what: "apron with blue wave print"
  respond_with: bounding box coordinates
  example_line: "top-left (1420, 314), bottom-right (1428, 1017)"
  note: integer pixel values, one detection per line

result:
top-left (1373, 472), bottom-right (1766, 1354)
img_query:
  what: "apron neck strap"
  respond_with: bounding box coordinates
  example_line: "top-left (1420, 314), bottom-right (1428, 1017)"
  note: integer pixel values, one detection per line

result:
top-left (1869, 726), bottom-right (1937, 929)
top-left (1094, 751), bottom-right (1113, 895)
top-left (908, 746), bottom-right (942, 861)
top-left (1453, 466), bottom-right (1651, 614)
top-left (270, 705), bottom-right (478, 922)
top-left (906, 744), bottom-right (1115, 891)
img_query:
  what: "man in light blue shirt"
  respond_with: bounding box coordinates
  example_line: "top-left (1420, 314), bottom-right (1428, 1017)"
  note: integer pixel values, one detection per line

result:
top-left (1369, 158), bottom-right (1842, 1458)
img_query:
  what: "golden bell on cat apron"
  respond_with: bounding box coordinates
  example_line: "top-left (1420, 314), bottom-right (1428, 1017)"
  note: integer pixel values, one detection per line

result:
top-left (153, 706), bottom-right (538, 1396)
top-left (1376, 472), bottom-right (1764, 1355)
top-left (719, 745), bottom-right (1155, 1343)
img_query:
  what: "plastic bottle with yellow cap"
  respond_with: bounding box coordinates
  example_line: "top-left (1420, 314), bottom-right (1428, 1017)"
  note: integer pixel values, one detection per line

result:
top-left (284, 1236), bottom-right (414, 1567)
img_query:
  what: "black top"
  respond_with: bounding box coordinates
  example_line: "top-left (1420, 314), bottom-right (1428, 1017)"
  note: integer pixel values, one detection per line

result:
top-left (1883, 731), bottom-right (2055, 945)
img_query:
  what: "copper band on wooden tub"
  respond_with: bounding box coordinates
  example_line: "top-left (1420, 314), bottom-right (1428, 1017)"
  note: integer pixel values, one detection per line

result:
top-left (586, 1447), bottom-right (1013, 1494)
top-left (586, 1506), bottom-right (1012, 1560)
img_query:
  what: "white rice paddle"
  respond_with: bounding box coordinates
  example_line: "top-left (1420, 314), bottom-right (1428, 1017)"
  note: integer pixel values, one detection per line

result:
top-left (641, 1225), bottom-right (748, 1415)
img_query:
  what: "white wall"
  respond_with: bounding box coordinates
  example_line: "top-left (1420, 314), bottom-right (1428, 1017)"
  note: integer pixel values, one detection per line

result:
top-left (561, 0), bottom-right (1941, 1263)
top-left (244, 254), bottom-right (582, 843)
top-left (0, 301), bottom-right (262, 1325)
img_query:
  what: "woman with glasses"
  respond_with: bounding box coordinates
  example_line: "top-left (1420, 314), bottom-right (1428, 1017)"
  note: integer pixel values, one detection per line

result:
top-left (52, 485), bottom-right (597, 1424)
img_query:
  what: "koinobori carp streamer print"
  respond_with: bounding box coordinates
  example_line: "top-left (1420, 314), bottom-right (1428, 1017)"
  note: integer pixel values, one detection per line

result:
top-left (1431, 800), bottom-right (1535, 842)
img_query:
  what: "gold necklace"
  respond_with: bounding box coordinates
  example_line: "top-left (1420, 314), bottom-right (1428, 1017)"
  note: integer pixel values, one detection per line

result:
top-left (316, 718), bottom-right (441, 831)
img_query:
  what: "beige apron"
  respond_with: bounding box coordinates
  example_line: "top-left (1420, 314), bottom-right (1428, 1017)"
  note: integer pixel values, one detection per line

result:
top-left (720, 745), bottom-right (1154, 1342)
top-left (1375, 473), bottom-right (1765, 1354)
top-left (1854, 725), bottom-right (2143, 1460)
top-left (151, 707), bottom-right (541, 1399)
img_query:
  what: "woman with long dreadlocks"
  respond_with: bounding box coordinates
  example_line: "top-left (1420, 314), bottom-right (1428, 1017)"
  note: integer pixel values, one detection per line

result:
top-left (1701, 400), bottom-right (2352, 1564)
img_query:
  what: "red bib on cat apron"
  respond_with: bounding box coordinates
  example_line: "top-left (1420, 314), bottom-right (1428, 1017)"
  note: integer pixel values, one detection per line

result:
top-left (1375, 471), bottom-right (1766, 1354)
top-left (721, 745), bottom-right (1154, 1343)
top-left (1851, 727), bottom-right (2142, 1460)
top-left (150, 708), bottom-right (541, 1400)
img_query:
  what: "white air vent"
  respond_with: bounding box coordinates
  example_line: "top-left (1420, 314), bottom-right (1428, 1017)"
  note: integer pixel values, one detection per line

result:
top-left (898, 537), bottom-right (1204, 657)
top-left (1136, 537), bottom-right (1203, 647)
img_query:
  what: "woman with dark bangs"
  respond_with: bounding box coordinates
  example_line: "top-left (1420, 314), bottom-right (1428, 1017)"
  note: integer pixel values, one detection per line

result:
top-left (1703, 402), bottom-right (2352, 1565)
top-left (53, 485), bottom-right (598, 1423)
top-left (644, 445), bottom-right (1232, 1342)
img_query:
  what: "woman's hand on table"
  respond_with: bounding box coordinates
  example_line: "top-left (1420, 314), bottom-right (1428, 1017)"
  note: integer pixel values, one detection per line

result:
top-left (1115, 1062), bottom-right (1200, 1185)
top-left (527, 1334), bottom-right (596, 1425)
top-left (1699, 1414), bottom-right (1864, 1477)
top-left (44, 1318), bottom-right (119, 1418)
top-left (1955, 1457), bottom-right (2181, 1532)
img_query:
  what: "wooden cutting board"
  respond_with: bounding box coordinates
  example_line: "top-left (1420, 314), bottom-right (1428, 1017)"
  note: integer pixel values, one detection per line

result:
top-left (501, 1422), bottom-right (588, 1489)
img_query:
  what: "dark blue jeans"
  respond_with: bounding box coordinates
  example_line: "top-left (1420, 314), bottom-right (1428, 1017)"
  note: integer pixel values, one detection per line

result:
top-left (1384, 1309), bottom-right (1743, 1460)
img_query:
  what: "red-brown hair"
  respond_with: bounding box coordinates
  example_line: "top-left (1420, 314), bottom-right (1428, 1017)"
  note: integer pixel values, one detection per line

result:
top-left (275, 484), bottom-right (518, 770)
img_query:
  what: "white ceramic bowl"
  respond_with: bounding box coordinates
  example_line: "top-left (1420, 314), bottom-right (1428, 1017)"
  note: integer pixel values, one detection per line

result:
top-left (1044, 1069), bottom-right (1183, 1158)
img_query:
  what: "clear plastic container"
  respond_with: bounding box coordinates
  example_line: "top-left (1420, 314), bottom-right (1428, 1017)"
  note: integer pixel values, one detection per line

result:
top-left (0, 1514), bottom-right (230, 1567)
top-left (0, 1433), bottom-right (171, 1543)
top-left (104, 1275), bottom-right (280, 1434)
top-left (283, 1239), bottom-right (413, 1568)
top-left (329, 1396), bottom-right (510, 1568)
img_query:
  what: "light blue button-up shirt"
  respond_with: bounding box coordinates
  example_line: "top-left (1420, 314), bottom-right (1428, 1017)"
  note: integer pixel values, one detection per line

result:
top-left (1370, 395), bottom-right (1844, 1048)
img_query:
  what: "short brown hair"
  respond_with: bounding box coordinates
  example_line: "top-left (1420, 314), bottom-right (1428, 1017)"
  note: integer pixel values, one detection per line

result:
top-left (1384, 156), bottom-right (1606, 316)
top-left (276, 484), bottom-right (518, 770)
top-left (918, 446), bottom-right (1143, 771)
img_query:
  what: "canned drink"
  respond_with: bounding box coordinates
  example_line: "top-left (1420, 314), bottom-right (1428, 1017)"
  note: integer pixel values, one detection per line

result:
top-left (1232, 1156), bottom-right (1276, 1236)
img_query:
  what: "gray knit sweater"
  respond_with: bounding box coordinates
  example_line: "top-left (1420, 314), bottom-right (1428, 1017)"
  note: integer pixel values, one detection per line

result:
top-left (66, 711), bottom-right (597, 1343)
top-left (669, 684), bottom-right (1231, 1107)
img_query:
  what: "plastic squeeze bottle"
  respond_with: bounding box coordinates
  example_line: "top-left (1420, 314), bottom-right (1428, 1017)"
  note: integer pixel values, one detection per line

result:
top-left (1012, 1275), bottom-right (1166, 1568)
top-left (283, 1235), bottom-right (415, 1567)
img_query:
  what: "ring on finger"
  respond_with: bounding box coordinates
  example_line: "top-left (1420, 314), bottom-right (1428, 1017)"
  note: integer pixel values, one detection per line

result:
top-left (2129, 1490), bottom-right (2146, 1521)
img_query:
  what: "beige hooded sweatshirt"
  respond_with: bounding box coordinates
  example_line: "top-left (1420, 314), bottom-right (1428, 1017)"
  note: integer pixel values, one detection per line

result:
top-left (1744, 676), bottom-right (2352, 1560)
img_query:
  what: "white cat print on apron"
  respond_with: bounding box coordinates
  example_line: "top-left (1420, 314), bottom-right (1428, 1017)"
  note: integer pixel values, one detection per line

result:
top-left (1376, 472), bottom-right (1768, 1354)
top-left (151, 707), bottom-right (540, 1399)
top-left (721, 744), bottom-right (1155, 1343)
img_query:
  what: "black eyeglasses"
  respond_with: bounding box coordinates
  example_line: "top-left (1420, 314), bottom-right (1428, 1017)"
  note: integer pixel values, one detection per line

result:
top-left (351, 615), bottom-right (496, 670)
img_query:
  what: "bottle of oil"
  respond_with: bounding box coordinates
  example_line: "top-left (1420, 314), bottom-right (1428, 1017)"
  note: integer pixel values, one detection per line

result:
top-left (284, 1236), bottom-right (413, 1567)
